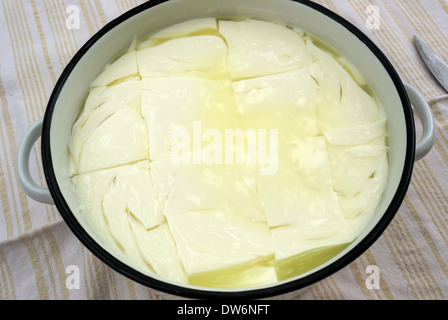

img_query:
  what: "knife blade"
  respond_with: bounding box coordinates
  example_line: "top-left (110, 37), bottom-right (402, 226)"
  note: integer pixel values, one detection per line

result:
top-left (414, 35), bottom-right (448, 93)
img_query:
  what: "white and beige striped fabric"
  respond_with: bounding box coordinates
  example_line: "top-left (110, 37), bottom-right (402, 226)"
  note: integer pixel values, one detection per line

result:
top-left (0, 0), bottom-right (447, 300)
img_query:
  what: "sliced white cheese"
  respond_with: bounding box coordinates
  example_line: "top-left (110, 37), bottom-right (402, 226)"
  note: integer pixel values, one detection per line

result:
top-left (137, 35), bottom-right (228, 79)
top-left (306, 38), bottom-right (334, 61)
top-left (219, 19), bottom-right (314, 80)
top-left (72, 169), bottom-right (119, 252)
top-left (140, 77), bottom-right (240, 160)
top-left (317, 58), bottom-right (379, 132)
top-left (264, 138), bottom-right (356, 276)
top-left (80, 80), bottom-right (143, 117)
top-left (101, 162), bottom-right (163, 231)
top-left (232, 65), bottom-right (323, 137)
top-left (189, 257), bottom-right (277, 289)
top-left (324, 119), bottom-right (387, 146)
top-left (271, 223), bottom-right (354, 263)
top-left (273, 235), bottom-right (352, 281)
top-left (150, 18), bottom-right (217, 40)
top-left (254, 137), bottom-right (337, 227)
top-left (128, 219), bottom-right (188, 284)
top-left (72, 161), bottom-right (160, 272)
top-left (91, 50), bottom-right (139, 87)
top-left (76, 106), bottom-right (149, 174)
top-left (69, 81), bottom-right (143, 175)
top-left (306, 37), bottom-right (367, 89)
top-left (166, 209), bottom-right (275, 287)
top-left (69, 18), bottom-right (390, 289)
top-left (138, 18), bottom-right (218, 49)
top-left (162, 164), bottom-right (265, 222)
top-left (336, 56), bottom-right (368, 86)
top-left (327, 137), bottom-right (389, 232)
top-left (149, 158), bottom-right (178, 210)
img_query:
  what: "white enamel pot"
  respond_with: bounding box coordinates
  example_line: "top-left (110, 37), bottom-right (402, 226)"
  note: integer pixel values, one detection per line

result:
top-left (17, 0), bottom-right (435, 299)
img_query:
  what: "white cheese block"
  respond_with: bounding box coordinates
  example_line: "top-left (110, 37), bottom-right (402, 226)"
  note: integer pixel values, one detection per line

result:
top-left (101, 162), bottom-right (163, 231)
top-left (273, 237), bottom-right (351, 281)
top-left (69, 81), bottom-right (144, 175)
top-left (80, 80), bottom-right (143, 118)
top-left (263, 139), bottom-right (356, 277)
top-left (166, 209), bottom-right (275, 287)
top-left (232, 65), bottom-right (323, 137)
top-left (306, 38), bottom-right (334, 61)
top-left (162, 164), bottom-right (265, 222)
top-left (256, 137), bottom-right (342, 227)
top-left (324, 118), bottom-right (387, 146)
top-left (317, 58), bottom-right (380, 132)
top-left (327, 137), bottom-right (389, 231)
top-left (128, 219), bottom-right (188, 283)
top-left (336, 56), bottom-right (368, 86)
top-left (306, 38), bottom-right (368, 86)
top-left (71, 161), bottom-right (162, 270)
top-left (72, 161), bottom-right (176, 276)
top-left (271, 223), bottom-right (354, 263)
top-left (150, 18), bottom-right (217, 39)
top-left (140, 77), bottom-right (240, 160)
top-left (75, 106), bottom-right (149, 174)
top-left (137, 35), bottom-right (228, 78)
top-left (91, 50), bottom-right (139, 87)
top-left (71, 169), bottom-right (119, 252)
top-left (219, 19), bottom-right (314, 80)
top-left (149, 159), bottom-right (178, 210)
top-left (138, 18), bottom-right (218, 49)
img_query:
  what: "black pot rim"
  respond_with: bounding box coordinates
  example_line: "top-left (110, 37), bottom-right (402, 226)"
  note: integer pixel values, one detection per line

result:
top-left (41, 0), bottom-right (415, 300)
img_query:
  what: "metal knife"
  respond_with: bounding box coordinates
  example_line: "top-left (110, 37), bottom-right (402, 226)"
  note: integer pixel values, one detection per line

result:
top-left (414, 35), bottom-right (448, 93)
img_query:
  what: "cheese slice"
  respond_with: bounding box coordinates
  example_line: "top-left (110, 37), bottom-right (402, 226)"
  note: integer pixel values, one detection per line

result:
top-left (151, 18), bottom-right (217, 39)
top-left (317, 58), bottom-right (380, 132)
top-left (72, 161), bottom-right (184, 277)
top-left (76, 106), bottom-right (148, 174)
top-left (272, 224), bottom-right (354, 263)
top-left (79, 80), bottom-right (142, 118)
top-left (140, 77), bottom-right (240, 160)
top-left (128, 219), bottom-right (188, 283)
top-left (232, 65), bottom-right (323, 137)
top-left (260, 138), bottom-right (356, 279)
top-left (273, 239), bottom-right (352, 281)
top-left (162, 164), bottom-right (265, 222)
top-left (149, 159), bottom-right (178, 210)
top-left (327, 137), bottom-right (389, 232)
top-left (138, 18), bottom-right (218, 49)
top-left (91, 50), bottom-right (139, 87)
top-left (219, 19), bottom-right (314, 80)
top-left (69, 81), bottom-right (144, 175)
top-left (101, 162), bottom-right (163, 231)
top-left (137, 35), bottom-right (228, 79)
top-left (306, 38), bottom-right (368, 86)
top-left (306, 38), bottom-right (334, 61)
top-left (324, 119), bottom-right (387, 146)
top-left (166, 209), bottom-right (275, 288)
top-left (71, 169), bottom-right (120, 253)
top-left (71, 161), bottom-right (162, 269)
top-left (257, 137), bottom-right (341, 227)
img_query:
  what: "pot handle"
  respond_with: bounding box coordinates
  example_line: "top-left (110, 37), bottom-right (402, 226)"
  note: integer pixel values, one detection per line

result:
top-left (17, 118), bottom-right (54, 205)
top-left (404, 82), bottom-right (436, 162)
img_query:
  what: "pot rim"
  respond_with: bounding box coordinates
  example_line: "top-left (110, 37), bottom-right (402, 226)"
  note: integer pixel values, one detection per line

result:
top-left (41, 0), bottom-right (415, 299)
